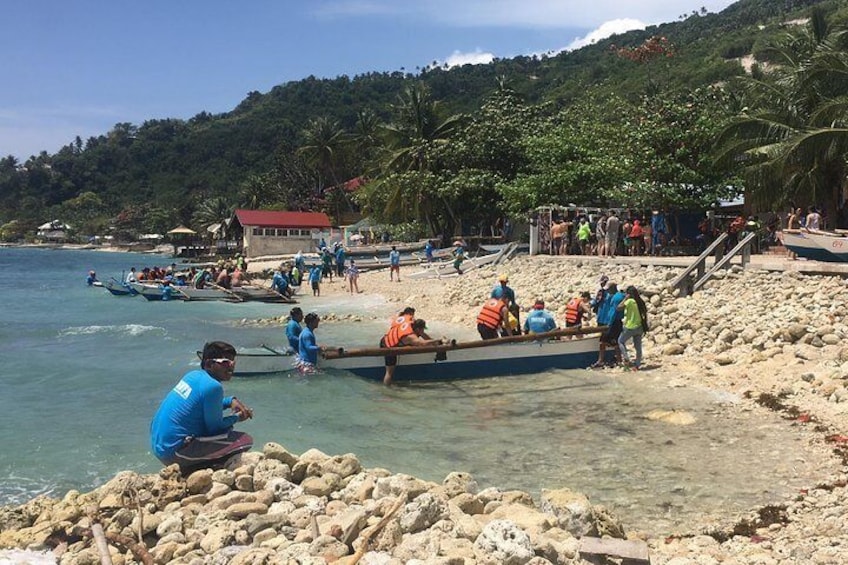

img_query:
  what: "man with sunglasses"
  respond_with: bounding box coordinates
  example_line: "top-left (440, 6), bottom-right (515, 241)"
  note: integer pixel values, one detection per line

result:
top-left (150, 341), bottom-right (254, 473)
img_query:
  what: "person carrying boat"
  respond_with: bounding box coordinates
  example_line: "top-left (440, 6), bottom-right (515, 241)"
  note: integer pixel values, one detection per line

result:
top-left (476, 297), bottom-right (509, 340)
top-left (565, 292), bottom-right (592, 330)
top-left (523, 299), bottom-right (557, 334)
top-left (150, 341), bottom-right (254, 474)
top-left (491, 274), bottom-right (519, 332)
top-left (194, 268), bottom-right (212, 289)
top-left (452, 242), bottom-right (467, 274)
top-left (286, 307), bottom-right (304, 353)
top-left (297, 312), bottom-right (324, 373)
top-left (270, 268), bottom-right (291, 297)
top-left (617, 285), bottom-right (649, 370)
top-left (590, 282), bottom-right (625, 368)
top-left (86, 270), bottom-right (98, 286)
top-left (389, 246), bottom-right (401, 282)
top-left (381, 318), bottom-right (444, 385)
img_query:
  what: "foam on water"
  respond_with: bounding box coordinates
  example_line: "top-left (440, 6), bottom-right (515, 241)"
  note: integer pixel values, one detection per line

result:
top-left (58, 324), bottom-right (165, 337)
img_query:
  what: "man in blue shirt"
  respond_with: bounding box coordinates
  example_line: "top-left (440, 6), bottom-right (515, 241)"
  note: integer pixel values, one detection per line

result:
top-left (286, 307), bottom-right (303, 352)
top-left (86, 270), bottom-right (98, 286)
top-left (491, 274), bottom-right (518, 330)
top-left (424, 240), bottom-right (434, 262)
top-left (590, 283), bottom-right (626, 368)
top-left (271, 268), bottom-right (290, 297)
top-left (297, 313), bottom-right (323, 372)
top-left (308, 265), bottom-right (322, 296)
top-left (150, 341), bottom-right (254, 473)
top-left (389, 246), bottom-right (401, 282)
top-left (335, 246), bottom-right (347, 277)
top-left (523, 299), bottom-right (557, 334)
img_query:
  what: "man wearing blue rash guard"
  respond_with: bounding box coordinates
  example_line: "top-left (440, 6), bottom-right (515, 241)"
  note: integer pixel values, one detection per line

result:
top-left (150, 341), bottom-right (254, 473)
top-left (285, 307), bottom-right (304, 353)
top-left (297, 312), bottom-right (323, 372)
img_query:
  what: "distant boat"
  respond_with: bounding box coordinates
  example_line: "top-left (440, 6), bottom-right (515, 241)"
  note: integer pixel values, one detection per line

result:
top-left (407, 243), bottom-right (513, 280)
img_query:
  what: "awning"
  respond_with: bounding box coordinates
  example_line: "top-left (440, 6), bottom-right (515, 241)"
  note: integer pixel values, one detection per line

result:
top-left (167, 225), bottom-right (197, 235)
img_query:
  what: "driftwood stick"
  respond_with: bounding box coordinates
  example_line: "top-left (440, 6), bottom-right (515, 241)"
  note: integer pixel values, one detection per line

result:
top-left (347, 494), bottom-right (406, 564)
top-left (90, 524), bottom-right (113, 565)
top-left (103, 531), bottom-right (154, 565)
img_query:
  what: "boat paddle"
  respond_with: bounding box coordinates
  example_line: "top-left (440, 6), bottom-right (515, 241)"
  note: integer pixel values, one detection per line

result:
top-left (322, 326), bottom-right (606, 359)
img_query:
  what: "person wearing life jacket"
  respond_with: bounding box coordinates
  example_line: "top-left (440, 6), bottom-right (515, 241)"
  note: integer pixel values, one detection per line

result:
top-left (390, 307), bottom-right (416, 328)
top-left (476, 297), bottom-right (509, 340)
top-left (564, 291), bottom-right (592, 333)
top-left (380, 318), bottom-right (443, 385)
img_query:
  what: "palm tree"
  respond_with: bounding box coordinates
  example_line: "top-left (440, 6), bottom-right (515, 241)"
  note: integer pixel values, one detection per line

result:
top-left (716, 9), bottom-right (848, 219)
top-left (193, 196), bottom-right (234, 231)
top-left (297, 116), bottom-right (348, 196)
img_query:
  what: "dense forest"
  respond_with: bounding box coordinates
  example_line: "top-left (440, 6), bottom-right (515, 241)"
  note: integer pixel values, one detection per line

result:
top-left (2, 0), bottom-right (848, 242)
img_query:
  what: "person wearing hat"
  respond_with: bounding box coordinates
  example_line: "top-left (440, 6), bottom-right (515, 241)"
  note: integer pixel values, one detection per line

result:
top-left (523, 299), bottom-right (557, 335)
top-left (86, 270), bottom-right (98, 286)
top-left (492, 274), bottom-right (519, 334)
top-left (380, 317), bottom-right (444, 385)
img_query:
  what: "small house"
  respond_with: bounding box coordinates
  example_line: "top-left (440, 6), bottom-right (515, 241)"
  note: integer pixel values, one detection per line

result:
top-left (230, 209), bottom-right (333, 258)
top-left (37, 220), bottom-right (71, 242)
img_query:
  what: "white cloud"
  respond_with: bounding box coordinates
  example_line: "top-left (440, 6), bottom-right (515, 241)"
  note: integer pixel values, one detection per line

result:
top-left (565, 18), bottom-right (646, 50)
top-left (443, 49), bottom-right (496, 68)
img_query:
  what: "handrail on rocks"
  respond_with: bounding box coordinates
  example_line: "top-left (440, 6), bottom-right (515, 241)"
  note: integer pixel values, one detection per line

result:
top-left (691, 231), bottom-right (758, 293)
top-left (670, 232), bottom-right (728, 295)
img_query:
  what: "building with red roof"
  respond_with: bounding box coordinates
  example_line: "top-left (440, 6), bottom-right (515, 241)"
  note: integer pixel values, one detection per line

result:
top-left (231, 209), bottom-right (333, 258)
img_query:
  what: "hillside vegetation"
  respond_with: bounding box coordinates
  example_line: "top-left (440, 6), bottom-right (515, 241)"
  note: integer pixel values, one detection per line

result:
top-left (1, 0), bottom-right (845, 242)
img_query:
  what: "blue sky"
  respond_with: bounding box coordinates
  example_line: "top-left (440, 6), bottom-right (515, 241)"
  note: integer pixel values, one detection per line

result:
top-left (2, 0), bottom-right (736, 160)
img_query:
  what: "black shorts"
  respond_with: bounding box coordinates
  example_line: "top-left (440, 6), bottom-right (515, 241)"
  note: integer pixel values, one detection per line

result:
top-left (380, 336), bottom-right (398, 367)
top-left (168, 430), bottom-right (253, 474)
top-left (477, 323), bottom-right (499, 340)
top-left (565, 320), bottom-right (582, 328)
top-left (311, 281), bottom-right (319, 290)
top-left (601, 319), bottom-right (623, 345)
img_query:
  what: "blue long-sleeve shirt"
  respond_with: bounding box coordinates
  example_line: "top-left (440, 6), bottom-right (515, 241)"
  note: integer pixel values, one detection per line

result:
top-left (286, 319), bottom-right (302, 350)
top-left (150, 370), bottom-right (236, 460)
top-left (598, 291), bottom-right (626, 325)
top-left (298, 327), bottom-right (319, 365)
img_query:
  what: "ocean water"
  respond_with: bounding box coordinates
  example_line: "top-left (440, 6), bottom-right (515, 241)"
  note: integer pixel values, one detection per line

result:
top-left (0, 247), bottom-right (838, 535)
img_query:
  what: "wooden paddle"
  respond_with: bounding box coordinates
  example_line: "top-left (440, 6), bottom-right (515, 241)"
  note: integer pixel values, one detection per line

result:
top-left (322, 326), bottom-right (606, 359)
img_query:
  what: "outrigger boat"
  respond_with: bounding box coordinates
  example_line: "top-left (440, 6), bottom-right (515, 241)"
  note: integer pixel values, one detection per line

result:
top-left (230, 327), bottom-right (605, 382)
top-left (96, 278), bottom-right (138, 296)
top-left (780, 229), bottom-right (845, 262)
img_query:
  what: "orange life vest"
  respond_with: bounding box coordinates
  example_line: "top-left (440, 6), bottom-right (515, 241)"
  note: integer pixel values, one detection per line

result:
top-left (390, 314), bottom-right (414, 329)
top-left (477, 298), bottom-right (506, 330)
top-left (565, 297), bottom-right (583, 325)
top-left (384, 321), bottom-right (415, 347)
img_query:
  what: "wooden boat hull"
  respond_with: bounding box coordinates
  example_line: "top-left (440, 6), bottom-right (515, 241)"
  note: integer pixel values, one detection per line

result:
top-left (780, 230), bottom-right (840, 262)
top-left (99, 279), bottom-right (137, 296)
top-left (128, 282), bottom-right (188, 301)
top-left (232, 334), bottom-right (602, 381)
top-left (801, 231), bottom-right (848, 262)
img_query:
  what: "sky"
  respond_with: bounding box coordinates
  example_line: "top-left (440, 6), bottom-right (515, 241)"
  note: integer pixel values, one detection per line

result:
top-left (1, 0), bottom-right (736, 161)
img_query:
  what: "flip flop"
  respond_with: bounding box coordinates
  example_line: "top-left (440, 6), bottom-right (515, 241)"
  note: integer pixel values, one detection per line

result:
top-left (589, 362), bottom-right (605, 369)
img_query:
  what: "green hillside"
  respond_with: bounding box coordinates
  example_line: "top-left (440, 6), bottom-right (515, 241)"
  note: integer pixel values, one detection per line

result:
top-left (0, 0), bottom-right (843, 242)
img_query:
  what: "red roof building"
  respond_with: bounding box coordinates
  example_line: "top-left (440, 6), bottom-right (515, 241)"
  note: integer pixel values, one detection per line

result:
top-left (231, 209), bottom-right (334, 258)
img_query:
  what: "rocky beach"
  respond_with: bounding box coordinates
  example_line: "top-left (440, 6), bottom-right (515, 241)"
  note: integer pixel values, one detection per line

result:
top-left (4, 253), bottom-right (848, 564)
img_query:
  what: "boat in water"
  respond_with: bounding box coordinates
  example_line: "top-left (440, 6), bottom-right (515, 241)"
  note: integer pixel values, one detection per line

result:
top-left (231, 327), bottom-right (604, 382)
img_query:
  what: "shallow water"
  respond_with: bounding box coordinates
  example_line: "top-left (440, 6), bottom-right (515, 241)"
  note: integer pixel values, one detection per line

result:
top-left (0, 247), bottom-right (839, 535)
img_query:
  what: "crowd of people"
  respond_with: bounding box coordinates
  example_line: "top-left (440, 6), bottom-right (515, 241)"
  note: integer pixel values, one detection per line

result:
top-left (548, 209), bottom-right (671, 258)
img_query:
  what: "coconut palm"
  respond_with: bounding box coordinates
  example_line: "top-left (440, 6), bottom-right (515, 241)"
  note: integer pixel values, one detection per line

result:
top-left (297, 116), bottom-right (348, 196)
top-left (716, 9), bottom-right (848, 218)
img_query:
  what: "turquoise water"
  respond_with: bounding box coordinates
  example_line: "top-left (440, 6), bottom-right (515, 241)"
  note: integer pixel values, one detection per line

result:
top-left (0, 247), bottom-right (838, 535)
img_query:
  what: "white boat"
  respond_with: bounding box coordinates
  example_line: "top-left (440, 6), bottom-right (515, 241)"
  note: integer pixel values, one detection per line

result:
top-left (780, 230), bottom-right (839, 262)
top-left (406, 244), bottom-right (513, 280)
top-left (231, 327), bottom-right (605, 382)
top-left (799, 230), bottom-right (848, 262)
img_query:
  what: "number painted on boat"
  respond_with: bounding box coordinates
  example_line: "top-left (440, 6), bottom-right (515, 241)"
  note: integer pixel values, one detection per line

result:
top-left (833, 240), bottom-right (845, 248)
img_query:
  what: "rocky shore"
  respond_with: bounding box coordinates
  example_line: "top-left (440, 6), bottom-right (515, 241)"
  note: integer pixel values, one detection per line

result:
top-left (4, 254), bottom-right (848, 563)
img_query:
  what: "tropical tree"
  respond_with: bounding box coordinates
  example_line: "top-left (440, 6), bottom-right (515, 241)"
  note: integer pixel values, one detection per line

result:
top-left (193, 195), bottom-right (235, 231)
top-left (296, 116), bottom-right (348, 195)
top-left (716, 9), bottom-right (848, 219)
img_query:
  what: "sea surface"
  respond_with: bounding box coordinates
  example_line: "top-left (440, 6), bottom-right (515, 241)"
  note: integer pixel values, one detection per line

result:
top-left (0, 247), bottom-right (839, 535)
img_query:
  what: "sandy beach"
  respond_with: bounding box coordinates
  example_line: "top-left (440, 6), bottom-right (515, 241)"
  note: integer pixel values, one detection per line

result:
top-left (3, 251), bottom-right (848, 564)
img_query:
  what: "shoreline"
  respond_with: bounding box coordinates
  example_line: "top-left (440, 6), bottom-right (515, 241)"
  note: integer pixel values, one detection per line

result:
top-left (3, 253), bottom-right (848, 562)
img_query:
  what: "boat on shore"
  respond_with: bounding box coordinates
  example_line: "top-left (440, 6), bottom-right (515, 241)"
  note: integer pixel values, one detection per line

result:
top-left (406, 243), bottom-right (514, 280)
top-left (780, 229), bottom-right (847, 262)
top-left (231, 327), bottom-right (605, 381)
